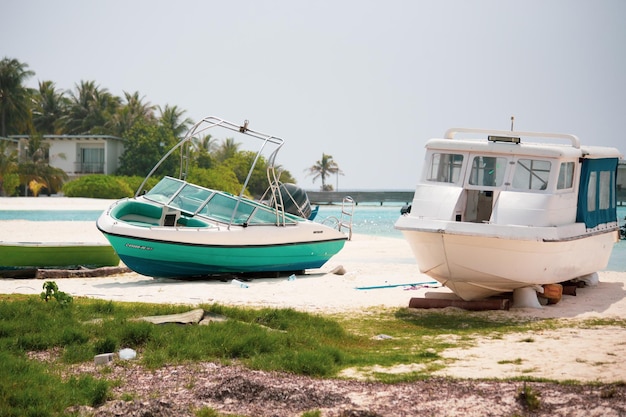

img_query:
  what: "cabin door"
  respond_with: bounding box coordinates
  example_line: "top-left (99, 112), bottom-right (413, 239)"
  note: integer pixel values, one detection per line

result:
top-left (463, 190), bottom-right (493, 223)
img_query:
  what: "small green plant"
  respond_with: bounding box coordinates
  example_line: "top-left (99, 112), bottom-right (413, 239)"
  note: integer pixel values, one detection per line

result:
top-left (40, 281), bottom-right (73, 306)
top-left (517, 382), bottom-right (540, 411)
top-left (194, 407), bottom-right (220, 417)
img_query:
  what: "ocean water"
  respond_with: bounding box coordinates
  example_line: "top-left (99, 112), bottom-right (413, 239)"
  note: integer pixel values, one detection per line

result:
top-left (1, 204), bottom-right (624, 272)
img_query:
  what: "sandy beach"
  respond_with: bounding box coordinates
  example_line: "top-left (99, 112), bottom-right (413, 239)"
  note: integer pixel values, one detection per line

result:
top-left (1, 197), bottom-right (626, 385)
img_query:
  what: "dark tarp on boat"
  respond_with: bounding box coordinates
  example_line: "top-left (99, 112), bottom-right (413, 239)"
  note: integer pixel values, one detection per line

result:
top-left (577, 157), bottom-right (619, 229)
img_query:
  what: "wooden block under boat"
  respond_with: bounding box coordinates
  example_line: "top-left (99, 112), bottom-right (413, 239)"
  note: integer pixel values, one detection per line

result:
top-left (540, 283), bottom-right (563, 304)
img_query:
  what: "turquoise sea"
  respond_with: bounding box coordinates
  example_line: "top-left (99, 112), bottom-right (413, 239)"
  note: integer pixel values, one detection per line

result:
top-left (1, 205), bottom-right (625, 272)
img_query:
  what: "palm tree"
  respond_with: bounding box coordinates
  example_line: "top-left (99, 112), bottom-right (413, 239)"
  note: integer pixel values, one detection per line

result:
top-left (17, 134), bottom-right (67, 195)
top-left (0, 57), bottom-right (35, 137)
top-left (32, 80), bottom-right (69, 134)
top-left (0, 141), bottom-right (18, 195)
top-left (64, 80), bottom-right (120, 134)
top-left (158, 104), bottom-right (193, 138)
top-left (108, 91), bottom-right (156, 137)
top-left (215, 137), bottom-right (240, 162)
top-left (306, 153), bottom-right (343, 191)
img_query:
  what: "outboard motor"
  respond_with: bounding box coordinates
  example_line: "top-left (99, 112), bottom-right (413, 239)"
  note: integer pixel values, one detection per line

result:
top-left (272, 183), bottom-right (312, 219)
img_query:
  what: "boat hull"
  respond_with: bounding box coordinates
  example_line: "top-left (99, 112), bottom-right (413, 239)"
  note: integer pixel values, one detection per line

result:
top-left (396, 219), bottom-right (618, 300)
top-left (100, 232), bottom-right (345, 278)
top-left (0, 242), bottom-right (120, 270)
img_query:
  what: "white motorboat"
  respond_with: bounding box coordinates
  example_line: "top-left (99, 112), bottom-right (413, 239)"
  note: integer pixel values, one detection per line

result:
top-left (395, 126), bottom-right (622, 300)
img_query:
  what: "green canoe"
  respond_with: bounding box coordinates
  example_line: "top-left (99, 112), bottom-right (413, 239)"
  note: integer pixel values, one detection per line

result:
top-left (0, 241), bottom-right (120, 271)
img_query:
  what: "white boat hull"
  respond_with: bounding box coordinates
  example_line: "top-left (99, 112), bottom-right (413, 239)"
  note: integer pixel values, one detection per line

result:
top-left (396, 218), bottom-right (619, 300)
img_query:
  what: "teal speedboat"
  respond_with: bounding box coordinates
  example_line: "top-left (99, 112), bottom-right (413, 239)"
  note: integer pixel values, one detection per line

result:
top-left (97, 117), bottom-right (347, 279)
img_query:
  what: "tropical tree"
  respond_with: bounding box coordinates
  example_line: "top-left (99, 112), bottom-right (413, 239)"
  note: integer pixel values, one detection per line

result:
top-left (191, 134), bottom-right (216, 169)
top-left (306, 153), bottom-right (343, 191)
top-left (64, 80), bottom-right (120, 134)
top-left (108, 91), bottom-right (156, 137)
top-left (0, 57), bottom-right (35, 137)
top-left (116, 121), bottom-right (179, 177)
top-left (32, 80), bottom-right (69, 134)
top-left (0, 141), bottom-right (19, 195)
top-left (158, 104), bottom-right (193, 138)
top-left (214, 137), bottom-right (240, 162)
top-left (186, 165), bottom-right (243, 196)
top-left (17, 135), bottom-right (68, 195)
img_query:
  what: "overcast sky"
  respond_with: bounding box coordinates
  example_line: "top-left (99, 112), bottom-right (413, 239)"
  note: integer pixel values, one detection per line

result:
top-left (3, 0), bottom-right (625, 190)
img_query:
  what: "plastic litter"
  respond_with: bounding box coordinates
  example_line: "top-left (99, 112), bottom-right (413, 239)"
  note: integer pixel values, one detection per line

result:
top-left (287, 274), bottom-right (296, 281)
top-left (118, 348), bottom-right (137, 360)
top-left (231, 279), bottom-right (249, 288)
top-left (94, 353), bottom-right (114, 365)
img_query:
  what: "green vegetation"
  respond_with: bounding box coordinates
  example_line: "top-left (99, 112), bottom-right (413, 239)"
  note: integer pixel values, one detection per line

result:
top-left (1, 292), bottom-right (625, 416)
top-left (517, 382), bottom-right (541, 411)
top-left (62, 175), bottom-right (134, 199)
top-left (0, 57), bottom-right (297, 198)
top-left (40, 281), bottom-right (73, 306)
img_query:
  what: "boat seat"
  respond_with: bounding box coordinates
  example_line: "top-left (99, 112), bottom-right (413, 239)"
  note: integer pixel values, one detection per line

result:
top-left (160, 206), bottom-right (181, 227)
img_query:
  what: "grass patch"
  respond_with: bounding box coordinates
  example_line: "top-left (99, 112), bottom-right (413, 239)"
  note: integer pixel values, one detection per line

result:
top-left (1, 293), bottom-right (623, 415)
top-left (498, 358), bottom-right (524, 365)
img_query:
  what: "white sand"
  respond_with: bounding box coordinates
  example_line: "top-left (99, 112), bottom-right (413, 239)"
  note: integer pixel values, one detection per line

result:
top-left (1, 196), bottom-right (625, 383)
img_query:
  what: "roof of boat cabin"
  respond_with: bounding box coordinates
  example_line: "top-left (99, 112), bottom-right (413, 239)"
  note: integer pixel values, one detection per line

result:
top-left (424, 138), bottom-right (622, 159)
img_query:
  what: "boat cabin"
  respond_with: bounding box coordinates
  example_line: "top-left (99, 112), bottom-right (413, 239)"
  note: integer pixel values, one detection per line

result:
top-left (413, 129), bottom-right (621, 230)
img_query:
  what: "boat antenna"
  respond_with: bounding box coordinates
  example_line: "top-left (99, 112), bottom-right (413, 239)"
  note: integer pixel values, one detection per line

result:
top-left (510, 116), bottom-right (515, 132)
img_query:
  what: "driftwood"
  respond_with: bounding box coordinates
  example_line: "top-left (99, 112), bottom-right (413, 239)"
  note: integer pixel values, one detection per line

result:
top-left (138, 309), bottom-right (228, 325)
top-left (35, 266), bottom-right (130, 279)
top-left (139, 308), bottom-right (206, 325)
top-left (0, 266), bottom-right (130, 279)
top-left (409, 297), bottom-right (511, 311)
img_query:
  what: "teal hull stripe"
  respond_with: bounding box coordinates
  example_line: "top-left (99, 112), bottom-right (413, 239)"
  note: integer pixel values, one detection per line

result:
top-left (101, 232), bottom-right (345, 278)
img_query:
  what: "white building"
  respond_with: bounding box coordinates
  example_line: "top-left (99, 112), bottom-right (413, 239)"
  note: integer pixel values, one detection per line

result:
top-left (2, 135), bottom-right (126, 180)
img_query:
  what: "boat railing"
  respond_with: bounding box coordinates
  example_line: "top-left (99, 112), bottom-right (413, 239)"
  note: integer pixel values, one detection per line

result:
top-left (265, 164), bottom-right (287, 226)
top-left (321, 196), bottom-right (355, 240)
top-left (136, 116), bottom-right (284, 198)
top-left (443, 127), bottom-right (581, 149)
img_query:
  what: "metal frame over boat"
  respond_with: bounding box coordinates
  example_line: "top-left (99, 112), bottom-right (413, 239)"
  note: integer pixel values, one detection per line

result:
top-left (395, 126), bottom-right (622, 301)
top-left (97, 116), bottom-right (348, 279)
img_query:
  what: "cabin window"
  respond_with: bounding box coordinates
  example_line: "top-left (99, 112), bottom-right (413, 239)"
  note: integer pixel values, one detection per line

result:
top-left (557, 162), bottom-right (575, 190)
top-left (468, 156), bottom-right (507, 187)
top-left (427, 153), bottom-right (464, 183)
top-left (512, 159), bottom-right (551, 190)
top-left (587, 172), bottom-right (597, 211)
top-left (599, 171), bottom-right (612, 210)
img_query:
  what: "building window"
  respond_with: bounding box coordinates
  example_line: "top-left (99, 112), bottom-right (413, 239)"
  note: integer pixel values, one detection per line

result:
top-left (77, 146), bottom-right (104, 173)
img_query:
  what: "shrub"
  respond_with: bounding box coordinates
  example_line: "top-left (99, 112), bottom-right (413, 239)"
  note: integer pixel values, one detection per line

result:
top-left (63, 175), bottom-right (133, 198)
top-left (116, 175), bottom-right (160, 195)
